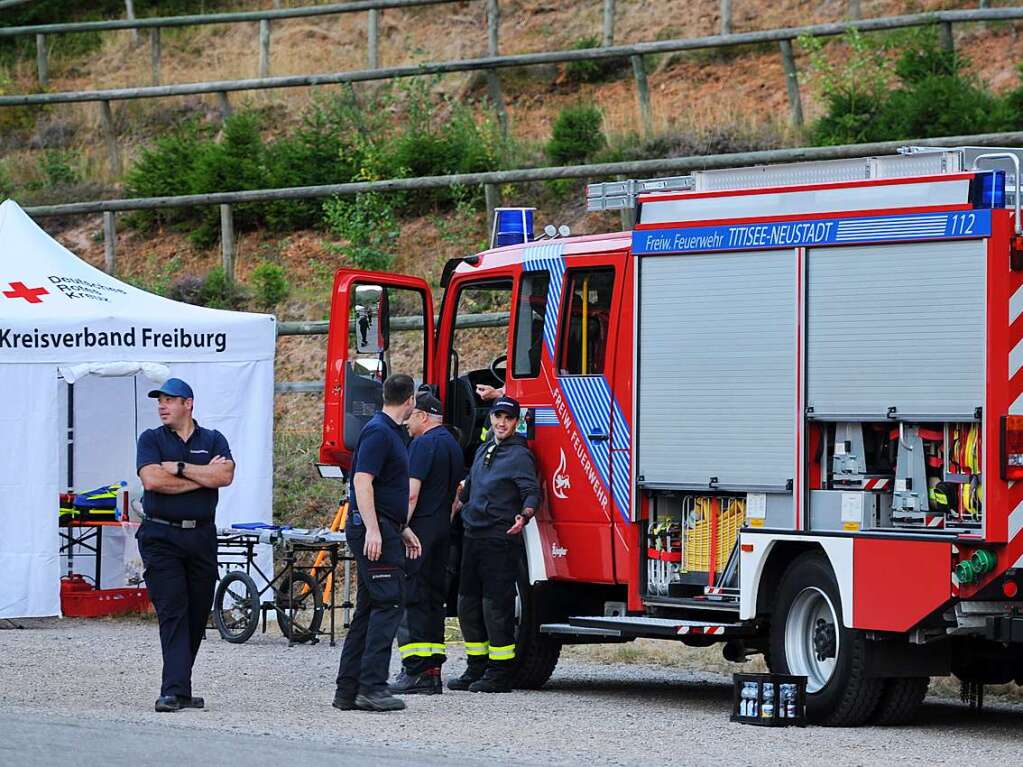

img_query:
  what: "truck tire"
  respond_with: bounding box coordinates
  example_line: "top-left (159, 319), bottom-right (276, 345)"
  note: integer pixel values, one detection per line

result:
top-left (871, 677), bottom-right (929, 725)
top-left (769, 553), bottom-right (883, 726)
top-left (511, 568), bottom-right (561, 690)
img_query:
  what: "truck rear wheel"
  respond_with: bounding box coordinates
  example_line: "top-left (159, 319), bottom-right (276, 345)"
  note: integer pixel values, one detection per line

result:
top-left (871, 677), bottom-right (929, 725)
top-left (511, 568), bottom-right (561, 689)
top-left (769, 553), bottom-right (883, 726)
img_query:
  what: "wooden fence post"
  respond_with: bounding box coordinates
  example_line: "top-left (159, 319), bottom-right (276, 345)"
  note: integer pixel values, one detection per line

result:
top-left (35, 34), bottom-right (47, 88)
top-left (217, 91), bottom-right (232, 120)
top-left (602, 0), bottom-right (615, 47)
top-left (367, 9), bottom-right (380, 69)
top-left (484, 183), bottom-right (499, 239)
top-left (103, 211), bottom-right (117, 275)
top-left (720, 0), bottom-right (732, 35)
top-left (259, 19), bottom-right (271, 78)
top-left (150, 28), bottom-right (161, 86)
top-left (779, 39), bottom-right (804, 128)
top-left (99, 100), bottom-right (122, 176)
top-left (617, 176), bottom-right (635, 230)
top-left (940, 21), bottom-right (954, 53)
top-left (486, 0), bottom-right (508, 137)
top-left (220, 204), bottom-right (236, 282)
top-left (125, 0), bottom-right (140, 46)
top-left (631, 55), bottom-right (652, 137)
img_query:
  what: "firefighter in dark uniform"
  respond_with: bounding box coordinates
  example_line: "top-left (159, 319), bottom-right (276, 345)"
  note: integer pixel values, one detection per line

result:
top-left (391, 392), bottom-right (465, 695)
top-left (449, 395), bottom-right (541, 693)
top-left (136, 378), bottom-right (235, 713)
top-left (333, 374), bottom-right (422, 713)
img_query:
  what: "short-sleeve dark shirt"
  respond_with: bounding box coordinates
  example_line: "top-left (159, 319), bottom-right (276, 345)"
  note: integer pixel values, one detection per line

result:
top-left (408, 426), bottom-right (464, 520)
top-left (350, 411), bottom-right (409, 525)
top-left (136, 421), bottom-right (233, 523)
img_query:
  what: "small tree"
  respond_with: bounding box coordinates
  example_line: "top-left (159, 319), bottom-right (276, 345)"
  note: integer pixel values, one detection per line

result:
top-left (546, 103), bottom-right (606, 165)
top-left (251, 261), bottom-right (290, 308)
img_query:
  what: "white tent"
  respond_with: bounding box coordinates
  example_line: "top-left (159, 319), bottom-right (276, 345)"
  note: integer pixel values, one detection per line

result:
top-left (0, 200), bottom-right (277, 619)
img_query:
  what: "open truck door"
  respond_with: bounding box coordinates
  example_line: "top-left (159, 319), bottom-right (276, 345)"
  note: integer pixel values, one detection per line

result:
top-left (319, 270), bottom-right (434, 472)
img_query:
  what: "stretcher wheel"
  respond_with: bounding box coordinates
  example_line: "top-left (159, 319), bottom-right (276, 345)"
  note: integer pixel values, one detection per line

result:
top-left (274, 570), bottom-right (324, 644)
top-left (213, 570), bottom-right (260, 644)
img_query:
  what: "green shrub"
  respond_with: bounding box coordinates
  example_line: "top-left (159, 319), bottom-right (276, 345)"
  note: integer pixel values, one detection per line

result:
top-left (564, 35), bottom-right (624, 84)
top-left (251, 261), bottom-right (290, 308)
top-left (37, 149), bottom-right (80, 187)
top-left (323, 192), bottom-right (399, 272)
top-left (124, 120), bottom-right (209, 230)
top-left (201, 266), bottom-right (245, 310)
top-left (546, 103), bottom-right (606, 164)
top-left (806, 27), bottom-right (1016, 145)
top-left (803, 30), bottom-right (891, 145)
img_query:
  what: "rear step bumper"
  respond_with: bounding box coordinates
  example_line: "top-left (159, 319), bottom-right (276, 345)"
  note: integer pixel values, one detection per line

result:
top-left (540, 615), bottom-right (754, 640)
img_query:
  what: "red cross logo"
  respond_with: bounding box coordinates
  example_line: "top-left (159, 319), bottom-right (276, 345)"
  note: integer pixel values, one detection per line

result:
top-left (2, 281), bottom-right (49, 304)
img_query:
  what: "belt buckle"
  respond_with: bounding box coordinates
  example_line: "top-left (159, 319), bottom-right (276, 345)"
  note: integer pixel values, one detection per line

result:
top-left (181, 520), bottom-right (197, 529)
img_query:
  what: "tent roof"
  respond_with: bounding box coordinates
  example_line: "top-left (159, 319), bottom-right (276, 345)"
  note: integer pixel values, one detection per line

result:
top-left (0, 200), bottom-right (275, 362)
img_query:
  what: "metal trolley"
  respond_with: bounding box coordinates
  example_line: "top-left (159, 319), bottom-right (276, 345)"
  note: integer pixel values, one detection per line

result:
top-left (212, 525), bottom-right (353, 647)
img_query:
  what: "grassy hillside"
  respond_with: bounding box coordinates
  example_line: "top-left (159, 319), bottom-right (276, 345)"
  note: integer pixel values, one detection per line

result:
top-left (4, 0), bottom-right (1023, 524)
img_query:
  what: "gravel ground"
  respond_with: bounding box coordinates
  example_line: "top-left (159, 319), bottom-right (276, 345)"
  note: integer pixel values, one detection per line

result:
top-left (3, 617), bottom-right (1023, 766)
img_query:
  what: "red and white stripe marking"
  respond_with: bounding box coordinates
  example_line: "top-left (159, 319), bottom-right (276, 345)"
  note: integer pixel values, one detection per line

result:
top-left (676, 626), bottom-right (726, 636)
top-left (863, 478), bottom-right (892, 491)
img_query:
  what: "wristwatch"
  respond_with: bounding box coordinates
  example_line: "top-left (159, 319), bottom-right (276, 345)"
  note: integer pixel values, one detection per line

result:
top-left (176, 461), bottom-right (185, 477)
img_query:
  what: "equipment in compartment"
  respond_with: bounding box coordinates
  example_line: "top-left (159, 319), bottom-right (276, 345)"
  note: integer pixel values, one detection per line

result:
top-left (646, 495), bottom-right (744, 595)
top-left (818, 421), bottom-right (983, 532)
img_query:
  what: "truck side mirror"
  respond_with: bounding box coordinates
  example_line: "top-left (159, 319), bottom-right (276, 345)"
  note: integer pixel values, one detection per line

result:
top-left (352, 284), bottom-right (390, 354)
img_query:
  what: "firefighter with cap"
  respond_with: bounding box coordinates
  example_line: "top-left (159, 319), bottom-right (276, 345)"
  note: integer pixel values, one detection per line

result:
top-left (449, 395), bottom-right (541, 693)
top-left (135, 377), bottom-right (235, 713)
top-left (390, 391), bottom-right (465, 695)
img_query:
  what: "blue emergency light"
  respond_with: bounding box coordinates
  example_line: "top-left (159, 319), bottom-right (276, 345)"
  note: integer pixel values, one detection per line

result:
top-left (492, 207), bottom-right (535, 248)
top-left (972, 170), bottom-right (1006, 209)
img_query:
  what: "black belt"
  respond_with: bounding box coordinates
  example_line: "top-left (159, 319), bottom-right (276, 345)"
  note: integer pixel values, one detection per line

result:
top-left (143, 515), bottom-right (210, 529)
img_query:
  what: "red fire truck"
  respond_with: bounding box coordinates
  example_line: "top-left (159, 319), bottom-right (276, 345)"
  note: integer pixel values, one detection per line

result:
top-left (319, 146), bottom-right (1023, 725)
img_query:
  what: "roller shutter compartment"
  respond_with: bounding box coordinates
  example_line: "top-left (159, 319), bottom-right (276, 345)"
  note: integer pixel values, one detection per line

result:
top-left (638, 249), bottom-right (797, 490)
top-left (806, 240), bottom-right (985, 421)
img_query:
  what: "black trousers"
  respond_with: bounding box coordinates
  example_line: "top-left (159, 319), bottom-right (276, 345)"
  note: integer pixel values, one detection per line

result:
top-left (136, 520), bottom-right (217, 699)
top-left (457, 535), bottom-right (521, 681)
top-left (336, 516), bottom-right (405, 696)
top-left (396, 513), bottom-right (450, 674)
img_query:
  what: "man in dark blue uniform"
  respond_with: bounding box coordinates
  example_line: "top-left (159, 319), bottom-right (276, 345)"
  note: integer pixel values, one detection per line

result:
top-left (136, 378), bottom-right (235, 713)
top-left (333, 374), bottom-right (422, 713)
top-left (449, 396), bottom-right (540, 693)
top-left (391, 392), bottom-right (465, 695)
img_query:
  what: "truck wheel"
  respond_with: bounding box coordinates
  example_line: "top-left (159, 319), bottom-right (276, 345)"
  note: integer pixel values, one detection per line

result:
top-left (871, 677), bottom-right (929, 725)
top-left (769, 553), bottom-right (882, 726)
top-left (511, 568), bottom-right (561, 689)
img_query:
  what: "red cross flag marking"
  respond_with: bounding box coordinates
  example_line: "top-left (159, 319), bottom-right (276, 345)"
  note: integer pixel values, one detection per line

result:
top-left (3, 281), bottom-right (49, 303)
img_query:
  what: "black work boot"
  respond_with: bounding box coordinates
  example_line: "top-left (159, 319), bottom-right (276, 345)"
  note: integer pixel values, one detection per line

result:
top-left (355, 689), bottom-right (407, 712)
top-left (447, 666), bottom-right (484, 691)
top-left (155, 696), bottom-right (183, 712)
top-left (390, 668), bottom-right (441, 695)
top-left (468, 672), bottom-right (512, 693)
top-left (332, 689), bottom-right (357, 711)
top-left (177, 696), bottom-right (205, 709)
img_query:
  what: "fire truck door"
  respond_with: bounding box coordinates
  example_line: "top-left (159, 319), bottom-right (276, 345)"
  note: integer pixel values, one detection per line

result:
top-left (550, 266), bottom-right (620, 580)
top-left (319, 270), bottom-right (434, 470)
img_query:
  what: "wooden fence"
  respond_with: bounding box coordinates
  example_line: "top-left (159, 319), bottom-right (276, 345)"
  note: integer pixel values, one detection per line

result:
top-left (3, 6), bottom-right (1020, 176)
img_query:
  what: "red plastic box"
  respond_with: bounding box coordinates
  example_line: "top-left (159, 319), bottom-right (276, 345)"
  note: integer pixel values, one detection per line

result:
top-left (60, 576), bottom-right (151, 618)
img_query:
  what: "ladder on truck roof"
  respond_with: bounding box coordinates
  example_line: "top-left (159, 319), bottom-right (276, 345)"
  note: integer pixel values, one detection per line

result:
top-left (586, 145), bottom-right (1023, 212)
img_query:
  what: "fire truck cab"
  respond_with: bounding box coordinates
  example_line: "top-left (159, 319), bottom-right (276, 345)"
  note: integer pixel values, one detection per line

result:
top-left (320, 146), bottom-right (1023, 725)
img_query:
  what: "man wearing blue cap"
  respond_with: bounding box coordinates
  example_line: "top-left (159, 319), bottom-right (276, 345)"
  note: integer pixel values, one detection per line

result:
top-left (449, 395), bottom-right (540, 693)
top-left (136, 378), bottom-right (235, 713)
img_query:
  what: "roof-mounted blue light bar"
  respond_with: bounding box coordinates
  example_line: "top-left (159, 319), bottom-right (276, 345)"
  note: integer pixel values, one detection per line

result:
top-left (971, 169), bottom-right (1006, 209)
top-left (491, 207), bottom-right (535, 248)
